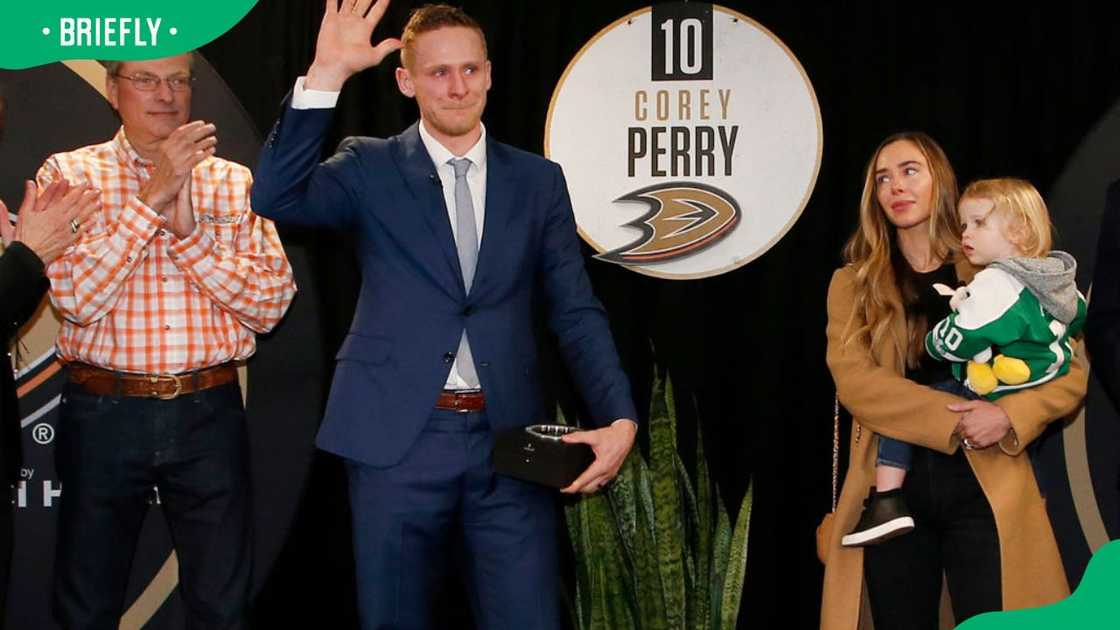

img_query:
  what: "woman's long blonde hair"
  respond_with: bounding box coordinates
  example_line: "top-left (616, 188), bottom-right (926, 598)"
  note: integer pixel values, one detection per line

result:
top-left (842, 132), bottom-right (962, 368)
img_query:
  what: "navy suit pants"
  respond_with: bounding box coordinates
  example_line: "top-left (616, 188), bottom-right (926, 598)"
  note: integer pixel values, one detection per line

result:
top-left (345, 408), bottom-right (561, 630)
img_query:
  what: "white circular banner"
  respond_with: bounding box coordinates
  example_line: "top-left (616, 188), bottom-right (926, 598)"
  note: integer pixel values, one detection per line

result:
top-left (545, 3), bottom-right (822, 279)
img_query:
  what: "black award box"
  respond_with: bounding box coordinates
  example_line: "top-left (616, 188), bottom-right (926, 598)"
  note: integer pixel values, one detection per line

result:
top-left (493, 424), bottom-right (595, 489)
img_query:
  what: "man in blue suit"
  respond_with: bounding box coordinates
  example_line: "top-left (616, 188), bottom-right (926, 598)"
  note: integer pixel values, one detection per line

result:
top-left (251, 1), bottom-right (638, 628)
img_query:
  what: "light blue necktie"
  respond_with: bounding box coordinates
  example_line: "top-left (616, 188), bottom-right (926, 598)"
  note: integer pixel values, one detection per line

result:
top-left (450, 158), bottom-right (479, 388)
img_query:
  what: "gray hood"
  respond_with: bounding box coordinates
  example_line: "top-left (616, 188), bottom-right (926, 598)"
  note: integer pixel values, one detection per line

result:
top-left (988, 251), bottom-right (1080, 324)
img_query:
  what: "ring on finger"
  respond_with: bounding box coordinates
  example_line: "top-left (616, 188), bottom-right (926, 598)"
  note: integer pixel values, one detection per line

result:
top-left (69, 219), bottom-right (80, 234)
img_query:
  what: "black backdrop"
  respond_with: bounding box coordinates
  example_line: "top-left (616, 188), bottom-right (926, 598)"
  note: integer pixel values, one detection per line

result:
top-left (194, 2), bottom-right (1120, 628)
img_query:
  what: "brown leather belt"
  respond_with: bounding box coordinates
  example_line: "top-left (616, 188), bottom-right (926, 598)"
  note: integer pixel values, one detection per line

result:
top-left (435, 389), bottom-right (485, 412)
top-left (66, 363), bottom-right (238, 400)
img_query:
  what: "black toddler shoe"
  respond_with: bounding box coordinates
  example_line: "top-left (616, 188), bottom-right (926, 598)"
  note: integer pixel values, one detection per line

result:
top-left (840, 487), bottom-right (915, 547)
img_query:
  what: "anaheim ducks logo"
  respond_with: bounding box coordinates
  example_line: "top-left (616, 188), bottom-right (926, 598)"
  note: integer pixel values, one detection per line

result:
top-left (596, 182), bottom-right (740, 264)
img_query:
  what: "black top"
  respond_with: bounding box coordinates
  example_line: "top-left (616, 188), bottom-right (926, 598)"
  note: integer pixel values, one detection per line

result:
top-left (1087, 180), bottom-right (1120, 413)
top-left (1, 241), bottom-right (49, 482)
top-left (904, 263), bottom-right (957, 386)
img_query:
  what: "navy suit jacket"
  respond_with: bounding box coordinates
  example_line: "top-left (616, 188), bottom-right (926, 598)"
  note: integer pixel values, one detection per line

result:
top-left (252, 98), bottom-right (638, 467)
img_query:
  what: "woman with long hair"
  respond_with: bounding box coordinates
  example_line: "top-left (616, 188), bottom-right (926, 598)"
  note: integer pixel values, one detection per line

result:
top-left (820, 132), bottom-right (1085, 629)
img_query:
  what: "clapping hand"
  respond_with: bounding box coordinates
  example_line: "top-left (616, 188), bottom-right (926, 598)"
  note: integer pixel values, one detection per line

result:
top-left (1, 179), bottom-right (100, 265)
top-left (138, 120), bottom-right (216, 237)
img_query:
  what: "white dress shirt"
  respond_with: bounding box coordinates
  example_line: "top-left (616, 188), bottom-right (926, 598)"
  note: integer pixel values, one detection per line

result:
top-left (292, 77), bottom-right (486, 390)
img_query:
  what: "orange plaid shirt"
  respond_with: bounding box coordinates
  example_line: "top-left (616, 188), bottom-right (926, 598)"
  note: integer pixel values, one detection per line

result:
top-left (41, 128), bottom-right (297, 374)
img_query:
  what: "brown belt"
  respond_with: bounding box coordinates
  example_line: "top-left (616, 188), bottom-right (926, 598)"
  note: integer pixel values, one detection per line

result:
top-left (66, 363), bottom-right (238, 400)
top-left (435, 389), bottom-right (485, 412)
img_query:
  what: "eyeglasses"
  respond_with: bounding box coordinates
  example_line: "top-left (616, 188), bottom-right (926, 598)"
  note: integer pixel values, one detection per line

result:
top-left (113, 73), bottom-right (196, 92)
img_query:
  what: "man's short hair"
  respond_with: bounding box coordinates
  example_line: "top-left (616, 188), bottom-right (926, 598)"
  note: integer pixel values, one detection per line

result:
top-left (400, 4), bottom-right (487, 69)
top-left (102, 52), bottom-right (198, 78)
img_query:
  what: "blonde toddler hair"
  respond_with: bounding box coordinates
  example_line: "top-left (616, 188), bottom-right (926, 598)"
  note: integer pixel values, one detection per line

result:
top-left (960, 178), bottom-right (1052, 257)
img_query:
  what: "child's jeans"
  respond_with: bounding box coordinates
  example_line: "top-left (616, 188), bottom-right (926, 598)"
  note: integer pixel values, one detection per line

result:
top-left (877, 379), bottom-right (981, 470)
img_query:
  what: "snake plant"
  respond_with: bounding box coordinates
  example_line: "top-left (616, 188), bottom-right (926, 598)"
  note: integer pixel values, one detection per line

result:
top-left (560, 371), bottom-right (752, 630)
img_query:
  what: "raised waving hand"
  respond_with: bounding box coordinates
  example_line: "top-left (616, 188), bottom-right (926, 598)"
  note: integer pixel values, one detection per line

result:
top-left (306, 0), bottom-right (402, 91)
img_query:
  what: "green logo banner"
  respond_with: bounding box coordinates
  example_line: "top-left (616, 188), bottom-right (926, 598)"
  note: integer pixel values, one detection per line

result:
top-left (0, 0), bottom-right (258, 69)
top-left (959, 540), bottom-right (1120, 628)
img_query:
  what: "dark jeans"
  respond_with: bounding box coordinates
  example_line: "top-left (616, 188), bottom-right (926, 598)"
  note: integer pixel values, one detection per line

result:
top-left (53, 380), bottom-right (251, 630)
top-left (864, 447), bottom-right (1002, 629)
top-left (877, 379), bottom-right (980, 470)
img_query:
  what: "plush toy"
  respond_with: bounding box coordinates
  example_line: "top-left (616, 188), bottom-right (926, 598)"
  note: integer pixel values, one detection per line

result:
top-left (932, 283), bottom-right (1030, 395)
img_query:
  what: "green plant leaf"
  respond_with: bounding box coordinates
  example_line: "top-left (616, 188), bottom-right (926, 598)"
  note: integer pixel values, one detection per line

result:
top-left (632, 455), bottom-right (668, 630)
top-left (674, 454), bottom-right (701, 627)
top-left (693, 402), bottom-right (714, 630)
top-left (720, 480), bottom-right (754, 630)
top-left (709, 490), bottom-right (732, 625)
top-left (650, 373), bottom-right (686, 628)
top-left (562, 369), bottom-right (749, 630)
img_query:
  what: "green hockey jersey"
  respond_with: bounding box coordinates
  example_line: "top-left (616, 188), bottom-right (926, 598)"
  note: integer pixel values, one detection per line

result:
top-left (924, 253), bottom-right (1086, 400)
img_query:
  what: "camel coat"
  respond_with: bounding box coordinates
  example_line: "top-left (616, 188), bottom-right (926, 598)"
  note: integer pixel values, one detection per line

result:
top-left (820, 260), bottom-right (1087, 630)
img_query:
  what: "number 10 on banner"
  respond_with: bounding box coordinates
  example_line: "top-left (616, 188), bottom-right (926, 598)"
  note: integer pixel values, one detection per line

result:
top-left (652, 2), bottom-right (714, 81)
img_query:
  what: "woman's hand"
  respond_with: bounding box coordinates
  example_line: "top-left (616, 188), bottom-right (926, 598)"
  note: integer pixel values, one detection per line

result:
top-left (947, 399), bottom-right (1012, 449)
top-left (1, 179), bottom-right (101, 265)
